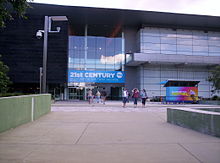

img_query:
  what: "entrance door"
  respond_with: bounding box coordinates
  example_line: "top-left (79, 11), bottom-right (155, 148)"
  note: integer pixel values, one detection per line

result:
top-left (110, 87), bottom-right (122, 100)
top-left (69, 87), bottom-right (84, 100)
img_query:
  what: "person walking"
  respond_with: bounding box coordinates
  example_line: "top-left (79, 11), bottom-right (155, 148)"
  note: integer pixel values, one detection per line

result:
top-left (140, 89), bottom-right (148, 107)
top-left (132, 88), bottom-right (139, 108)
top-left (96, 90), bottom-right (101, 103)
top-left (122, 88), bottom-right (129, 108)
top-left (101, 88), bottom-right (107, 104)
top-left (87, 89), bottom-right (93, 104)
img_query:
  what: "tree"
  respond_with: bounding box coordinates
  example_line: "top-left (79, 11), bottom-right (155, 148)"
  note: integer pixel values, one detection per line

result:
top-left (208, 65), bottom-right (220, 93)
top-left (0, 55), bottom-right (11, 93)
top-left (0, 0), bottom-right (32, 28)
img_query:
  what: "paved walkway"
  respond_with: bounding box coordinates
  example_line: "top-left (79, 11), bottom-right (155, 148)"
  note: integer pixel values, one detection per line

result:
top-left (0, 101), bottom-right (220, 163)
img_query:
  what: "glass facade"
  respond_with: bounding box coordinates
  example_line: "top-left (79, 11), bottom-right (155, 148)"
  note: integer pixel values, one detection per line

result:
top-left (68, 25), bottom-right (125, 100)
top-left (140, 27), bottom-right (220, 56)
top-left (69, 36), bottom-right (124, 71)
top-left (129, 27), bottom-right (220, 98)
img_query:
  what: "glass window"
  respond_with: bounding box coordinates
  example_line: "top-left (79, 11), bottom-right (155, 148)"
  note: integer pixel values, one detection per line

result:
top-left (87, 37), bottom-right (96, 68)
top-left (96, 37), bottom-right (106, 59)
top-left (177, 51), bottom-right (192, 55)
top-left (209, 46), bottom-right (220, 53)
top-left (177, 30), bottom-right (192, 38)
top-left (68, 49), bottom-right (74, 58)
top-left (160, 29), bottom-right (176, 37)
top-left (161, 44), bottom-right (176, 51)
top-left (143, 28), bottom-right (160, 36)
top-left (177, 45), bottom-right (192, 52)
top-left (87, 36), bottom-right (96, 51)
top-left (68, 33), bottom-right (123, 72)
top-left (208, 40), bottom-right (220, 46)
top-left (142, 36), bottom-right (160, 43)
top-left (193, 39), bottom-right (208, 46)
top-left (140, 43), bottom-right (145, 52)
top-left (106, 38), bottom-right (115, 55)
top-left (72, 36), bottom-right (85, 51)
top-left (193, 46), bottom-right (208, 52)
top-left (87, 50), bottom-right (96, 59)
top-left (68, 37), bottom-right (73, 49)
top-left (192, 31), bottom-right (208, 40)
top-left (177, 38), bottom-right (192, 45)
top-left (161, 50), bottom-right (177, 55)
top-left (193, 52), bottom-right (207, 56)
top-left (209, 52), bottom-right (220, 56)
top-left (115, 38), bottom-right (122, 52)
top-left (142, 43), bottom-right (160, 51)
top-left (139, 27), bottom-right (220, 57)
top-left (142, 49), bottom-right (160, 54)
top-left (161, 37), bottom-right (176, 44)
top-left (208, 32), bottom-right (220, 37)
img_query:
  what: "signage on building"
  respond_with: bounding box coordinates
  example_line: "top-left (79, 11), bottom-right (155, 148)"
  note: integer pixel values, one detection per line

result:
top-left (166, 87), bottom-right (198, 102)
top-left (68, 70), bottom-right (125, 84)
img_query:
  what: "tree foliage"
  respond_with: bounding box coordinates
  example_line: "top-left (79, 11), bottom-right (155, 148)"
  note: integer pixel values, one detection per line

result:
top-left (0, 0), bottom-right (32, 28)
top-left (208, 65), bottom-right (220, 93)
top-left (0, 55), bottom-right (11, 93)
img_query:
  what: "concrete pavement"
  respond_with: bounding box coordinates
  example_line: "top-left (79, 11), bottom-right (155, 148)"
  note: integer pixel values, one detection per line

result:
top-left (0, 101), bottom-right (220, 163)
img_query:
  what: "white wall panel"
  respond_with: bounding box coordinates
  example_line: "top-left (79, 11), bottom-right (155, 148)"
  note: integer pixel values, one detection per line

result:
top-left (142, 84), bottom-right (160, 91)
top-left (199, 91), bottom-right (211, 98)
top-left (199, 85), bottom-right (210, 91)
top-left (143, 70), bottom-right (161, 77)
top-left (161, 70), bottom-right (178, 78)
top-left (143, 77), bottom-right (161, 83)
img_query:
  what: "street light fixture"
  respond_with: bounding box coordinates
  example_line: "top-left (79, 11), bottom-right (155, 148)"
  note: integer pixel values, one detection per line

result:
top-left (37, 16), bottom-right (68, 93)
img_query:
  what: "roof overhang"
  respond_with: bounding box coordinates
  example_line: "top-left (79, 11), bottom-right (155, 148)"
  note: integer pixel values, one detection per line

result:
top-left (126, 53), bottom-right (220, 66)
top-left (161, 79), bottom-right (200, 87)
top-left (28, 3), bottom-right (220, 31)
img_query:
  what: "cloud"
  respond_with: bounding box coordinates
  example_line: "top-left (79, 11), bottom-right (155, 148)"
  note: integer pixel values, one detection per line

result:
top-left (133, 0), bottom-right (201, 12)
top-left (100, 53), bottom-right (125, 64)
top-left (33, 0), bottom-right (220, 16)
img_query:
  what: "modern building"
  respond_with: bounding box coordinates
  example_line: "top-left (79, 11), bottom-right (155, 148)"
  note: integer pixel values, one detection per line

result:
top-left (0, 3), bottom-right (220, 100)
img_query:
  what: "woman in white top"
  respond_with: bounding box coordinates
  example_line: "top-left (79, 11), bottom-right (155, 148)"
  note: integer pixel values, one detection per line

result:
top-left (122, 88), bottom-right (129, 108)
top-left (87, 89), bottom-right (93, 104)
top-left (140, 89), bottom-right (148, 107)
top-left (96, 90), bottom-right (101, 103)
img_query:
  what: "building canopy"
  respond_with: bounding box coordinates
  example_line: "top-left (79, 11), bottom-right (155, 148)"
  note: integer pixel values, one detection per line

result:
top-left (160, 79), bottom-right (200, 87)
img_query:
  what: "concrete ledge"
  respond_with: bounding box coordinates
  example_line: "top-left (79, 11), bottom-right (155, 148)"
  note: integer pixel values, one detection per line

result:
top-left (167, 107), bottom-right (220, 138)
top-left (199, 100), bottom-right (220, 105)
top-left (0, 94), bottom-right (51, 133)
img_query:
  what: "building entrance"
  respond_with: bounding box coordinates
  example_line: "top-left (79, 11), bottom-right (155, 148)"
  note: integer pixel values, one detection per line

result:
top-left (110, 87), bottom-right (122, 100)
top-left (68, 84), bottom-right (124, 101)
top-left (69, 87), bottom-right (85, 100)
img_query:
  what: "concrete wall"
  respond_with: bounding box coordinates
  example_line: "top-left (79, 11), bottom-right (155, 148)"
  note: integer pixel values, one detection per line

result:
top-left (124, 26), bottom-right (139, 53)
top-left (0, 94), bottom-right (51, 133)
top-left (167, 108), bottom-right (220, 138)
top-left (124, 66), bottom-right (138, 92)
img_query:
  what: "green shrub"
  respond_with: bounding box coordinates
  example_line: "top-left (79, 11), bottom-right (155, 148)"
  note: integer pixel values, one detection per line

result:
top-left (0, 93), bottom-right (31, 97)
top-left (211, 95), bottom-right (220, 101)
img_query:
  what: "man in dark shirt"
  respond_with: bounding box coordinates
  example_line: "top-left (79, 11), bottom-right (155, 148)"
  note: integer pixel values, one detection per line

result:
top-left (101, 88), bottom-right (107, 104)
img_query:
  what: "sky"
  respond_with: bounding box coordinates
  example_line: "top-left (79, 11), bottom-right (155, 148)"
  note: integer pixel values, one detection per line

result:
top-left (33, 0), bottom-right (220, 16)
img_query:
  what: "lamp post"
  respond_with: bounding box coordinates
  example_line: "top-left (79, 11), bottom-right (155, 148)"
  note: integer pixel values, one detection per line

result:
top-left (37, 16), bottom-right (68, 93)
top-left (39, 67), bottom-right (42, 94)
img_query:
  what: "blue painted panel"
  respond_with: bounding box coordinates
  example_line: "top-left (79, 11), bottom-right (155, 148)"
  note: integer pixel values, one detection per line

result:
top-left (68, 70), bottom-right (125, 83)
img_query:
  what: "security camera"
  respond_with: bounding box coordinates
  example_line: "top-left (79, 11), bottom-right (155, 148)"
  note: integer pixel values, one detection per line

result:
top-left (56, 27), bottom-right (61, 32)
top-left (36, 31), bottom-right (43, 39)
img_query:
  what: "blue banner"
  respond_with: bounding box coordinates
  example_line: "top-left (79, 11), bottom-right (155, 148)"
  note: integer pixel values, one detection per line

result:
top-left (68, 70), bottom-right (125, 83)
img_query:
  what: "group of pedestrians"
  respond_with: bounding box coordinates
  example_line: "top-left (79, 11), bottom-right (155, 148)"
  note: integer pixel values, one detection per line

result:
top-left (122, 88), bottom-right (148, 108)
top-left (87, 88), bottom-right (107, 105)
top-left (87, 87), bottom-right (148, 108)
